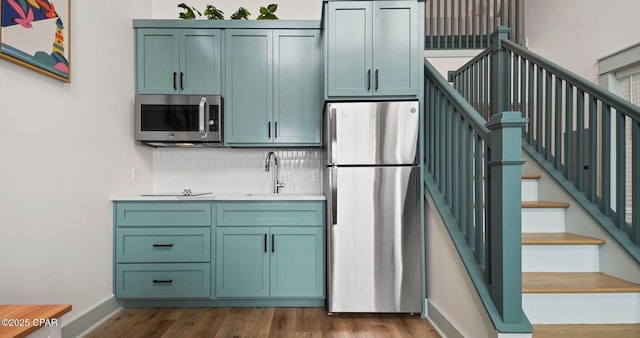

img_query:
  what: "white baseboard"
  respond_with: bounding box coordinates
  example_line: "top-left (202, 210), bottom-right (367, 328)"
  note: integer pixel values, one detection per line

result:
top-left (62, 296), bottom-right (122, 338)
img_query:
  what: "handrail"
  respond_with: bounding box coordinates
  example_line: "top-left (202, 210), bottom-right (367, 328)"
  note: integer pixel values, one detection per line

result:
top-left (502, 39), bottom-right (640, 123)
top-left (424, 58), bottom-right (531, 332)
top-left (450, 26), bottom-right (640, 254)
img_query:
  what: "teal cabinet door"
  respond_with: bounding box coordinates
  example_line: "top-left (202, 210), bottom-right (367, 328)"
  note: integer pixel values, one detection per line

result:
top-left (372, 1), bottom-right (418, 96)
top-left (273, 30), bottom-right (322, 144)
top-left (327, 1), bottom-right (373, 97)
top-left (136, 29), bottom-right (180, 94)
top-left (216, 227), bottom-right (270, 298)
top-left (326, 1), bottom-right (419, 98)
top-left (136, 28), bottom-right (221, 94)
top-left (270, 227), bottom-right (324, 298)
top-left (224, 30), bottom-right (273, 144)
top-left (180, 29), bottom-right (222, 95)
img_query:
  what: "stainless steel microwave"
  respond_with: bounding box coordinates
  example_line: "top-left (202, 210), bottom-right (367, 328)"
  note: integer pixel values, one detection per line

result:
top-left (135, 94), bottom-right (223, 147)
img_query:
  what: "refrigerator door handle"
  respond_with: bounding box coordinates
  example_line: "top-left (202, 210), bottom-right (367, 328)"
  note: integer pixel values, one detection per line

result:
top-left (329, 107), bottom-right (337, 165)
top-left (330, 166), bottom-right (337, 226)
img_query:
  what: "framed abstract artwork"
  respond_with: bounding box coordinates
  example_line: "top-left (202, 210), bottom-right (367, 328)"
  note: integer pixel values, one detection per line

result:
top-left (0, 0), bottom-right (71, 82)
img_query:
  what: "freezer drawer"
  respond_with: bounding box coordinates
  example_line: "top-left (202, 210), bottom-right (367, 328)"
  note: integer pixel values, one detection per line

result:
top-left (325, 101), bottom-right (419, 165)
top-left (327, 165), bottom-right (421, 313)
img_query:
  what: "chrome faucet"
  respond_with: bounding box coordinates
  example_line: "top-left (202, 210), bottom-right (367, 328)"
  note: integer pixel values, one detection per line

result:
top-left (265, 151), bottom-right (285, 194)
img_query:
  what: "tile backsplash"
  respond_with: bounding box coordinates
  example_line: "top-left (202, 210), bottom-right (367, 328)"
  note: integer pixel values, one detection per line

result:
top-left (153, 148), bottom-right (324, 194)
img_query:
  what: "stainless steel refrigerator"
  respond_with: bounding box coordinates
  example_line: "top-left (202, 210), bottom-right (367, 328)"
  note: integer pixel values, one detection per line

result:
top-left (325, 101), bottom-right (422, 313)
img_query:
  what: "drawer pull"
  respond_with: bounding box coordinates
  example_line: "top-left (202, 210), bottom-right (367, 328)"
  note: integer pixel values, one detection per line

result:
top-left (152, 279), bottom-right (173, 284)
top-left (152, 244), bottom-right (174, 248)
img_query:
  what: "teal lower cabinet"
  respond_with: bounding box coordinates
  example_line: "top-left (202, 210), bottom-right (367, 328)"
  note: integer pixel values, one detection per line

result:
top-left (216, 226), bottom-right (324, 299)
top-left (113, 200), bottom-right (325, 306)
top-left (114, 201), bottom-right (213, 301)
top-left (215, 201), bottom-right (325, 305)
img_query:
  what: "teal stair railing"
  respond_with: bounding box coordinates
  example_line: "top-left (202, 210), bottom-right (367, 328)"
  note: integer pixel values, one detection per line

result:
top-left (424, 58), bottom-right (531, 332)
top-left (425, 0), bottom-right (524, 49)
top-left (450, 27), bottom-right (640, 259)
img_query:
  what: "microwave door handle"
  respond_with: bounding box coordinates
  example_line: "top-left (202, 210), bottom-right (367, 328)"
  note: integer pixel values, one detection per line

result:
top-left (199, 97), bottom-right (207, 138)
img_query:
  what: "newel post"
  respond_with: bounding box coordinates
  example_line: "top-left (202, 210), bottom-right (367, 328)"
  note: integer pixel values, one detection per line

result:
top-left (491, 26), bottom-right (511, 118)
top-left (486, 111), bottom-right (528, 323)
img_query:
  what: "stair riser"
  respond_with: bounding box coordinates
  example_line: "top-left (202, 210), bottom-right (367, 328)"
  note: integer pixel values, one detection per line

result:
top-left (523, 293), bottom-right (640, 324)
top-left (522, 245), bottom-right (600, 272)
top-left (522, 208), bottom-right (566, 232)
top-left (521, 179), bottom-right (539, 201)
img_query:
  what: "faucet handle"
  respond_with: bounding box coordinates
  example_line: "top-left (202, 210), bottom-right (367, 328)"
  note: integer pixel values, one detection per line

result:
top-left (275, 181), bottom-right (285, 194)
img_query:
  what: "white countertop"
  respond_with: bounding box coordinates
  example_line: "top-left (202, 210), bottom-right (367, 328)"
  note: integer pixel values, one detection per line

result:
top-left (110, 193), bottom-right (326, 201)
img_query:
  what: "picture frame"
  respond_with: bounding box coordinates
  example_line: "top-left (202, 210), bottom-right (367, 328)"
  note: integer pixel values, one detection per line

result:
top-left (0, 0), bottom-right (71, 82)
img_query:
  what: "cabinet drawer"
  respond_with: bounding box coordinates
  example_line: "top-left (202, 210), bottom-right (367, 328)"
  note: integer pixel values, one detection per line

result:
top-left (115, 263), bottom-right (210, 299)
top-left (216, 201), bottom-right (324, 226)
top-left (115, 202), bottom-right (212, 227)
top-left (116, 228), bottom-right (210, 263)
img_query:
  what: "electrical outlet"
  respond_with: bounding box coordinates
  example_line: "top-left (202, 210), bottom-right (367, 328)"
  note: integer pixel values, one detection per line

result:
top-left (131, 167), bottom-right (138, 182)
top-left (311, 170), bottom-right (320, 182)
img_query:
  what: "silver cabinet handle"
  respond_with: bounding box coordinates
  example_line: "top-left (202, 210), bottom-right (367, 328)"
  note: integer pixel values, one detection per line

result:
top-left (199, 97), bottom-right (207, 138)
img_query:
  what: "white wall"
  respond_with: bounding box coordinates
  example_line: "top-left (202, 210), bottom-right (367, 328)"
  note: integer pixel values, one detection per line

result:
top-left (0, 0), bottom-right (153, 324)
top-left (525, 0), bottom-right (640, 82)
top-left (151, 0), bottom-right (323, 20)
top-left (424, 196), bottom-right (497, 338)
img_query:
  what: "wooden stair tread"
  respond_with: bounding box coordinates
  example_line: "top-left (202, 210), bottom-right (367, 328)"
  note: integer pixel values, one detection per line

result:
top-left (522, 201), bottom-right (570, 208)
top-left (533, 324), bottom-right (640, 338)
top-left (523, 272), bottom-right (640, 293)
top-left (522, 174), bottom-right (542, 180)
top-left (522, 233), bottom-right (605, 245)
top-left (0, 304), bottom-right (71, 338)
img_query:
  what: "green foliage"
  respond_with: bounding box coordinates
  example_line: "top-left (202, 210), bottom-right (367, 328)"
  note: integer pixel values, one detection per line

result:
top-left (177, 3), bottom-right (201, 20)
top-left (230, 7), bottom-right (251, 20)
top-left (204, 5), bottom-right (225, 20)
top-left (257, 4), bottom-right (279, 20)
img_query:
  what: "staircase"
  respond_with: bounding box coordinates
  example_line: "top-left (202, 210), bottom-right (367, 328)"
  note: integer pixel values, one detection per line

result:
top-left (520, 174), bottom-right (640, 330)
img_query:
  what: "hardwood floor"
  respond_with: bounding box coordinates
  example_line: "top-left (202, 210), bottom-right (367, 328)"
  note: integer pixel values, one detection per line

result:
top-left (84, 307), bottom-right (442, 338)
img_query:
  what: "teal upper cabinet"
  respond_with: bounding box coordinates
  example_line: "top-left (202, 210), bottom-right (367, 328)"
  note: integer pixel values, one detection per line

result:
top-left (326, 1), bottom-right (419, 97)
top-left (224, 29), bottom-right (273, 144)
top-left (136, 28), bottom-right (221, 94)
top-left (224, 29), bottom-right (322, 146)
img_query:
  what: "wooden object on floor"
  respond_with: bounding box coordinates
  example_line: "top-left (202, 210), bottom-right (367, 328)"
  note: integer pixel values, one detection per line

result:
top-left (523, 272), bottom-right (640, 293)
top-left (84, 307), bottom-right (441, 338)
top-left (533, 324), bottom-right (640, 338)
top-left (0, 304), bottom-right (71, 338)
